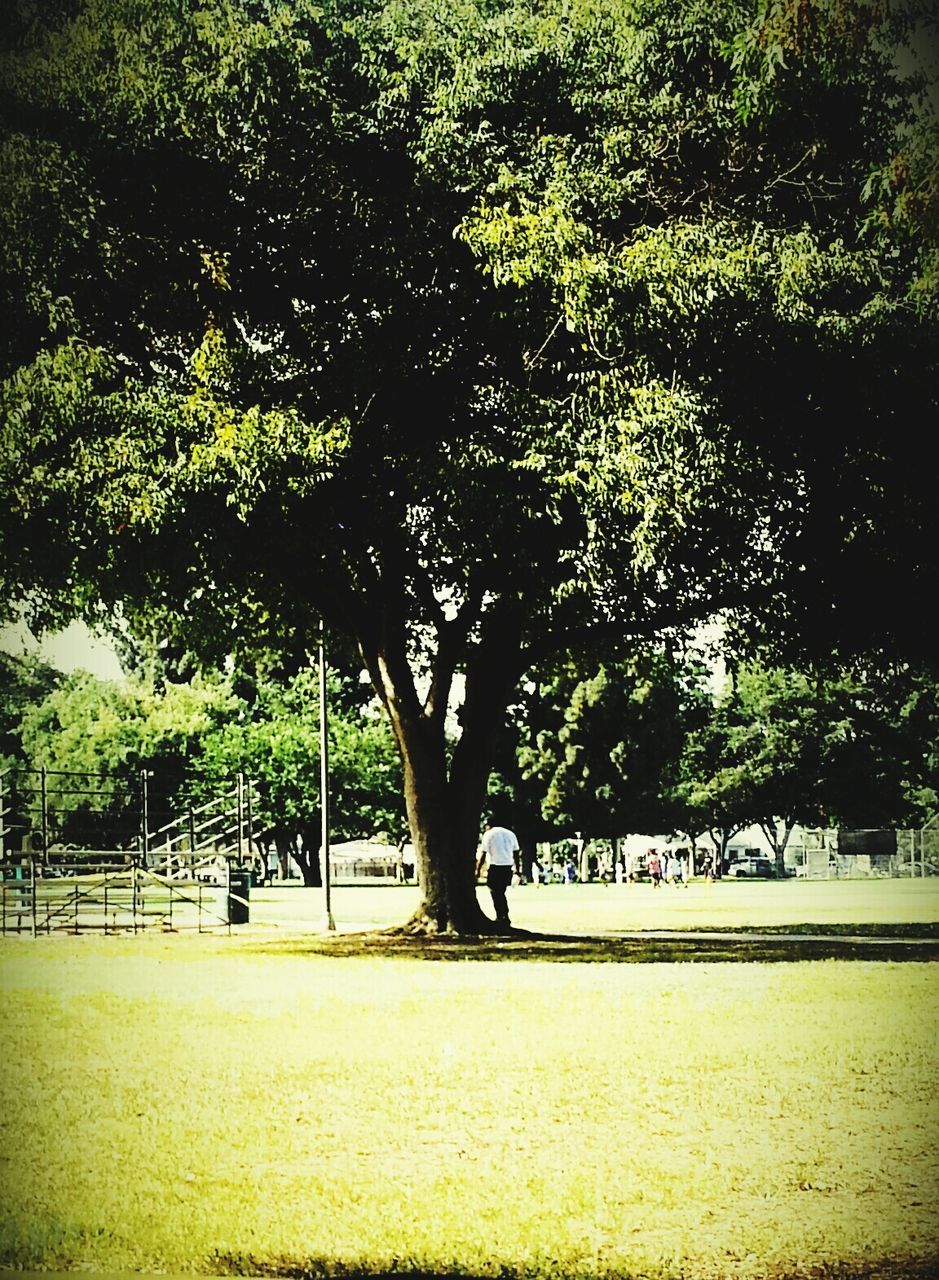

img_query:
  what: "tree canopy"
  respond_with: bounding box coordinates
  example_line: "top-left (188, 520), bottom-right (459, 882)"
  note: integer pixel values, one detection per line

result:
top-left (1, 0), bottom-right (936, 929)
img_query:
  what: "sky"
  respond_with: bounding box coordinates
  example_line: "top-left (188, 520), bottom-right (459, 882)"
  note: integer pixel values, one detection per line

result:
top-left (0, 618), bottom-right (124, 681)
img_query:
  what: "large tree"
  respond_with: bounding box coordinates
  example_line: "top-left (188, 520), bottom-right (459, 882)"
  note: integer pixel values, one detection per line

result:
top-left (1, 0), bottom-right (936, 930)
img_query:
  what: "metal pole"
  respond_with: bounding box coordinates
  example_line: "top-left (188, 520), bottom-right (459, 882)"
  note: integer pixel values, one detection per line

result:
top-left (0, 768), bottom-right (6, 862)
top-left (30, 854), bottom-right (37, 938)
top-left (319, 618), bottom-right (336, 931)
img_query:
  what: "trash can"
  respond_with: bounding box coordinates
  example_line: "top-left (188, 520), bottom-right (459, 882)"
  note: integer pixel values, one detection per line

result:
top-left (227, 868), bottom-right (251, 925)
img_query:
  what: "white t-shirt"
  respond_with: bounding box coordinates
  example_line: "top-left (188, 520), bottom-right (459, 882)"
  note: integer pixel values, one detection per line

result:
top-left (481, 826), bottom-right (519, 866)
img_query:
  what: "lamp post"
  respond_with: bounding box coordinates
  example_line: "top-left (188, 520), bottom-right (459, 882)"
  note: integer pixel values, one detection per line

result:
top-left (319, 617), bottom-right (336, 931)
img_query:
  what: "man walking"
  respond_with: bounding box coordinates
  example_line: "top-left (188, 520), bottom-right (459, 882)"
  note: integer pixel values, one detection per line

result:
top-left (476, 816), bottom-right (520, 931)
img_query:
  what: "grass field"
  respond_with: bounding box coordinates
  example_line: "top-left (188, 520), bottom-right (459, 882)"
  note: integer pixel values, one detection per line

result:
top-left (0, 879), bottom-right (937, 1279)
top-left (242, 875), bottom-right (939, 935)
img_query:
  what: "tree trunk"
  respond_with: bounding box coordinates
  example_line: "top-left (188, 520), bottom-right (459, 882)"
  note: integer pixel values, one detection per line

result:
top-left (294, 826), bottom-right (322, 888)
top-left (757, 818), bottom-right (795, 878)
top-left (364, 597), bottom-right (524, 934)
top-left (775, 820), bottom-right (795, 878)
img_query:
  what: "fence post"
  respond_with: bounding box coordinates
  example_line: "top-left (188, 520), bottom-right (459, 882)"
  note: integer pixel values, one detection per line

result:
top-left (140, 769), bottom-right (150, 868)
top-left (236, 773), bottom-right (245, 864)
top-left (40, 766), bottom-right (48, 868)
top-left (0, 768), bottom-right (6, 862)
top-left (245, 779), bottom-right (254, 862)
top-left (0, 770), bottom-right (5, 936)
top-left (30, 853), bottom-right (37, 938)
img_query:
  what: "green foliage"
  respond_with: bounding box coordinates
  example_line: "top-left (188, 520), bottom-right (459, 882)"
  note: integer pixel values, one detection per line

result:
top-left (1, 0), bottom-right (934, 661)
top-left (0, 650), bottom-right (58, 770)
top-left (15, 667), bottom-right (239, 846)
top-left (19, 669), bottom-right (238, 777)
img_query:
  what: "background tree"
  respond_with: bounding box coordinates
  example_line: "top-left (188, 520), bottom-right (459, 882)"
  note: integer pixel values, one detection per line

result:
top-left (811, 663), bottom-right (939, 832)
top-left (0, 651), bottom-right (57, 771)
top-left (0, 650), bottom-right (59, 854)
top-left (893, 668), bottom-right (939, 822)
top-left (9, 662), bottom-right (403, 868)
top-left (672, 694), bottom-right (751, 870)
top-left (672, 656), bottom-right (939, 873)
top-left (520, 646), bottom-right (711, 845)
top-left (17, 669), bottom-right (239, 850)
top-left (193, 667), bottom-right (404, 885)
top-left (718, 664), bottom-right (838, 874)
top-left (1, 0), bottom-right (935, 930)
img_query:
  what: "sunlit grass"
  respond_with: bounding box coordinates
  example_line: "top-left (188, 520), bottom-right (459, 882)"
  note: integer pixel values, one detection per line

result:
top-left (1, 928), bottom-right (937, 1278)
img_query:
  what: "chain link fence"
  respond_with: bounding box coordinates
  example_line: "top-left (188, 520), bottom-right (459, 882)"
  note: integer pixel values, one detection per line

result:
top-left (787, 818), bottom-right (938, 879)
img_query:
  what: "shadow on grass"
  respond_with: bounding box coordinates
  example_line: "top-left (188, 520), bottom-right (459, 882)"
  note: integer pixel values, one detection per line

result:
top-left (239, 927), bottom-right (939, 964)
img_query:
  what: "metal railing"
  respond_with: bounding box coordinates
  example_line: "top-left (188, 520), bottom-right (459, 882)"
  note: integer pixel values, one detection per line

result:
top-left (0, 766), bottom-right (258, 865)
top-left (0, 767), bottom-right (260, 934)
top-left (0, 854), bottom-right (252, 935)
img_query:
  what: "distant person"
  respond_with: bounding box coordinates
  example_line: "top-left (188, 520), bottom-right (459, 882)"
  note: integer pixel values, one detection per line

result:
top-left (476, 817), bottom-right (520, 930)
top-left (666, 851), bottom-right (684, 886)
top-left (668, 850), bottom-right (689, 887)
top-left (648, 848), bottom-right (662, 888)
top-left (520, 845), bottom-right (545, 885)
top-left (398, 843), bottom-right (415, 883)
top-left (675, 847), bottom-right (691, 887)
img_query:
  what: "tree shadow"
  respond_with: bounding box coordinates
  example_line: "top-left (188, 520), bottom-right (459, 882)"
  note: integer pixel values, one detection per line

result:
top-left (208, 1250), bottom-right (939, 1280)
top-left (239, 927), bottom-right (939, 964)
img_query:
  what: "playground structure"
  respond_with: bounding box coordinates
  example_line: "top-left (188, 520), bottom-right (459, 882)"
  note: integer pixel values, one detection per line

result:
top-left (0, 766), bottom-right (259, 934)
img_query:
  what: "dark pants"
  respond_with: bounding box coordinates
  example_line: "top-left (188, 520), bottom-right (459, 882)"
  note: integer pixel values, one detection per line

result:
top-left (487, 864), bottom-right (513, 923)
